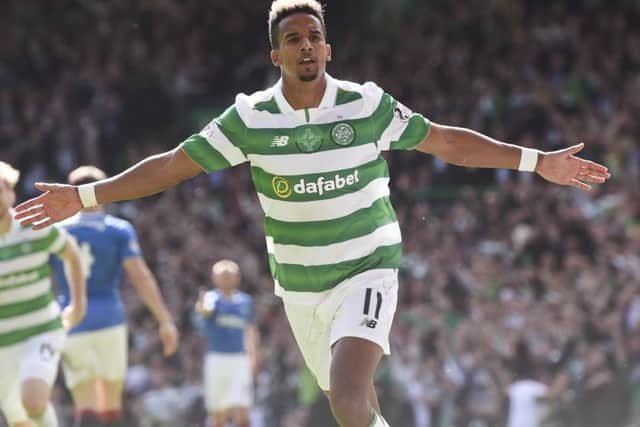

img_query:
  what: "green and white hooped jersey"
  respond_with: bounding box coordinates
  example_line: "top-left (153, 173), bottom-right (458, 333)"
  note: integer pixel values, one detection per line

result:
top-left (182, 75), bottom-right (430, 297)
top-left (0, 216), bottom-right (67, 347)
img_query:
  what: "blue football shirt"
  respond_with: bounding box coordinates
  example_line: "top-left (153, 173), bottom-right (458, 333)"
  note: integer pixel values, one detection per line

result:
top-left (51, 212), bottom-right (142, 334)
top-left (195, 289), bottom-right (253, 354)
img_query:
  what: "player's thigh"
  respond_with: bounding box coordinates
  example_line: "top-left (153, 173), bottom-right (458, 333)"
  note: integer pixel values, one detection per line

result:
top-left (282, 301), bottom-right (332, 392)
top-left (204, 353), bottom-right (234, 411)
top-left (329, 272), bottom-right (398, 357)
top-left (101, 379), bottom-right (124, 410)
top-left (70, 379), bottom-right (101, 410)
top-left (20, 329), bottom-right (65, 406)
top-left (211, 410), bottom-right (229, 426)
top-left (230, 406), bottom-right (250, 423)
top-left (330, 337), bottom-right (383, 397)
top-left (20, 378), bottom-right (51, 415)
top-left (228, 355), bottom-right (253, 410)
top-left (63, 324), bottom-right (127, 390)
top-left (0, 344), bottom-right (28, 425)
top-left (93, 324), bottom-right (127, 382)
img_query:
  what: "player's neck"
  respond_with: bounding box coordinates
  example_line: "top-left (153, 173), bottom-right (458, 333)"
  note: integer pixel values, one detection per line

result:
top-left (0, 209), bottom-right (11, 235)
top-left (281, 73), bottom-right (327, 110)
top-left (221, 290), bottom-right (235, 299)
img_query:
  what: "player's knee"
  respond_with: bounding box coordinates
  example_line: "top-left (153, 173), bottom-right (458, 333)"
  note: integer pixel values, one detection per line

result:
top-left (21, 380), bottom-right (50, 418)
top-left (329, 388), bottom-right (368, 426)
top-left (22, 399), bottom-right (48, 418)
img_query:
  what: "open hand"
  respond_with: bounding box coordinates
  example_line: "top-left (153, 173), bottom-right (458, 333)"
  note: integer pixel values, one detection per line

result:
top-left (159, 321), bottom-right (180, 357)
top-left (62, 303), bottom-right (86, 330)
top-left (14, 183), bottom-right (82, 230)
top-left (536, 143), bottom-right (610, 190)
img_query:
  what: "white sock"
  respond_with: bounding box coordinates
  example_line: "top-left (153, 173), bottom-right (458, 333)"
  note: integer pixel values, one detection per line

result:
top-left (32, 403), bottom-right (58, 427)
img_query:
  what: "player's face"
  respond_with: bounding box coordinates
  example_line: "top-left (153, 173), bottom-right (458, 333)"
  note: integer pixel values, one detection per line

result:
top-left (0, 179), bottom-right (15, 218)
top-left (271, 13), bottom-right (331, 83)
top-left (212, 270), bottom-right (240, 293)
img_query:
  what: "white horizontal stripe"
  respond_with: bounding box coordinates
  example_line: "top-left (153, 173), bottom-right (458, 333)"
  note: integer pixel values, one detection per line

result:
top-left (0, 301), bottom-right (60, 334)
top-left (274, 278), bottom-right (331, 302)
top-left (2, 223), bottom-right (52, 247)
top-left (258, 177), bottom-right (390, 222)
top-left (275, 268), bottom-right (397, 303)
top-left (0, 252), bottom-right (49, 277)
top-left (0, 278), bottom-right (51, 305)
top-left (199, 121), bottom-right (248, 166)
top-left (49, 230), bottom-right (68, 254)
top-left (248, 143), bottom-right (379, 176)
top-left (271, 222), bottom-right (401, 267)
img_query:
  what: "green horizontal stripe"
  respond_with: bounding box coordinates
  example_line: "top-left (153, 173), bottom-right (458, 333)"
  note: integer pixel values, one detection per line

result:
top-left (0, 264), bottom-right (51, 293)
top-left (272, 243), bottom-right (402, 293)
top-left (0, 229), bottom-right (59, 261)
top-left (265, 196), bottom-right (397, 246)
top-left (181, 135), bottom-right (232, 172)
top-left (234, 94), bottom-right (395, 156)
top-left (389, 114), bottom-right (430, 151)
top-left (0, 292), bottom-right (53, 320)
top-left (252, 156), bottom-right (388, 202)
top-left (216, 106), bottom-right (248, 157)
top-left (0, 318), bottom-right (62, 347)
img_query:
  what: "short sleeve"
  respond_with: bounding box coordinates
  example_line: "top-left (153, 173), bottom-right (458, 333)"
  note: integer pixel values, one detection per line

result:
top-left (246, 297), bottom-right (254, 323)
top-left (180, 105), bottom-right (249, 172)
top-left (377, 94), bottom-right (431, 151)
top-left (47, 225), bottom-right (68, 255)
top-left (120, 222), bottom-right (143, 260)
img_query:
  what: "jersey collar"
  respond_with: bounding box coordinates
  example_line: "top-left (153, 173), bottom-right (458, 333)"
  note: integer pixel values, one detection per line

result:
top-left (273, 73), bottom-right (338, 114)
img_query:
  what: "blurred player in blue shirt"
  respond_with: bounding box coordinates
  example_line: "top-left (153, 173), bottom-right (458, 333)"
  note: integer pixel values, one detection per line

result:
top-left (51, 166), bottom-right (179, 427)
top-left (194, 260), bottom-right (258, 427)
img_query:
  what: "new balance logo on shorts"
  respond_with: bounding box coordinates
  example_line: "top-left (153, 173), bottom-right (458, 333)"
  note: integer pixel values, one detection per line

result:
top-left (361, 288), bottom-right (382, 329)
top-left (360, 318), bottom-right (378, 328)
top-left (40, 342), bottom-right (55, 361)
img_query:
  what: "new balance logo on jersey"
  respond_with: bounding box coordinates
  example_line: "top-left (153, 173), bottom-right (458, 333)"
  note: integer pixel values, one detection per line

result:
top-left (271, 135), bottom-right (289, 147)
top-left (360, 318), bottom-right (378, 329)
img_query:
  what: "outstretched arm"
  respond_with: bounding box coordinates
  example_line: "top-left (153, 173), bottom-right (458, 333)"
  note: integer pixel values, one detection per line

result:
top-left (14, 147), bottom-right (202, 229)
top-left (417, 123), bottom-right (610, 190)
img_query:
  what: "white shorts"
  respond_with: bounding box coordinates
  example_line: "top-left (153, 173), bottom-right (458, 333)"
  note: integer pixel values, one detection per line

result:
top-left (282, 269), bottom-right (398, 391)
top-left (0, 328), bottom-right (65, 424)
top-left (62, 324), bottom-right (127, 388)
top-left (204, 352), bottom-right (253, 412)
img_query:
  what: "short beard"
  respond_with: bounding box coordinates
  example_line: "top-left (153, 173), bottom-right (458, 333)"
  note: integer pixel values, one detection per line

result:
top-left (298, 72), bottom-right (318, 82)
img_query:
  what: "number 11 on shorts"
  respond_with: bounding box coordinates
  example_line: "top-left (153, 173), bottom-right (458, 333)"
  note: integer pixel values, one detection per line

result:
top-left (361, 288), bottom-right (382, 329)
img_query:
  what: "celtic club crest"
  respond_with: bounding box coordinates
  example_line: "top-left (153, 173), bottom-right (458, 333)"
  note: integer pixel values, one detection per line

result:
top-left (331, 123), bottom-right (356, 146)
top-left (295, 126), bottom-right (323, 153)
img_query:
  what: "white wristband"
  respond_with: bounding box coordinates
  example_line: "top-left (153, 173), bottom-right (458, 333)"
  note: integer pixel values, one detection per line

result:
top-left (77, 184), bottom-right (98, 208)
top-left (518, 148), bottom-right (539, 172)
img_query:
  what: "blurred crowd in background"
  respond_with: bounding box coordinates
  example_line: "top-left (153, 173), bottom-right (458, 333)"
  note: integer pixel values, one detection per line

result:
top-left (2, 0), bottom-right (640, 426)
